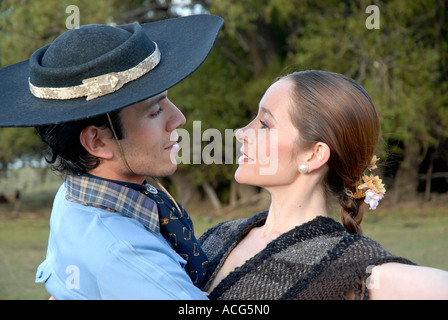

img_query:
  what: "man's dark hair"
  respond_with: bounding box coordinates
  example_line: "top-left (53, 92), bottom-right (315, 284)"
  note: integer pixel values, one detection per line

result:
top-left (35, 110), bottom-right (123, 176)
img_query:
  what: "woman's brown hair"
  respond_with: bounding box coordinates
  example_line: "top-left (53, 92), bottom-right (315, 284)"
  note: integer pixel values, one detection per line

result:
top-left (284, 70), bottom-right (380, 234)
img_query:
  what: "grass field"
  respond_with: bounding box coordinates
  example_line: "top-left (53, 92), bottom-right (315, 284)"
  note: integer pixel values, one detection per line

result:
top-left (0, 189), bottom-right (447, 300)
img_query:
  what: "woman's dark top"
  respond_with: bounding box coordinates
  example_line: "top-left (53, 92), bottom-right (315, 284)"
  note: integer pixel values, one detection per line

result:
top-left (199, 212), bottom-right (415, 300)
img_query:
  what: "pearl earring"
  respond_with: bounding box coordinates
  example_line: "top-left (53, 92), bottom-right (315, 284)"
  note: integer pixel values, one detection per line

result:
top-left (298, 162), bottom-right (309, 174)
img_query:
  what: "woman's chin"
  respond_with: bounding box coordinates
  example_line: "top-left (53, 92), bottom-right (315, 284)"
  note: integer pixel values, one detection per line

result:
top-left (234, 167), bottom-right (256, 186)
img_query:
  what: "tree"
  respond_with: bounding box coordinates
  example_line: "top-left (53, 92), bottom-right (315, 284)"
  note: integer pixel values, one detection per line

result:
top-left (0, 0), bottom-right (116, 171)
top-left (171, 0), bottom-right (448, 206)
top-left (1, 0), bottom-right (447, 207)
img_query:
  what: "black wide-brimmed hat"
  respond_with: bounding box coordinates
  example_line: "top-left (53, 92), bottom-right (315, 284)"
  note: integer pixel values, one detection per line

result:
top-left (0, 14), bottom-right (223, 127)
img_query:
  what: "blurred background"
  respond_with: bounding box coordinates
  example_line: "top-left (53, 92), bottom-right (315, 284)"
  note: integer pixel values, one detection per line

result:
top-left (0, 0), bottom-right (447, 299)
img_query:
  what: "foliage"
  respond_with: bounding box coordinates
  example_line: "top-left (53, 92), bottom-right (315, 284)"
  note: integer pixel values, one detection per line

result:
top-left (0, 0), bottom-right (116, 170)
top-left (0, 127), bottom-right (44, 168)
top-left (0, 0), bottom-right (447, 202)
top-left (200, 0), bottom-right (448, 201)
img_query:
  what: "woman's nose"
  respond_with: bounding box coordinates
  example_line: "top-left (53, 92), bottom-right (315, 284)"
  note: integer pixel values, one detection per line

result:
top-left (235, 124), bottom-right (255, 144)
top-left (235, 128), bottom-right (244, 143)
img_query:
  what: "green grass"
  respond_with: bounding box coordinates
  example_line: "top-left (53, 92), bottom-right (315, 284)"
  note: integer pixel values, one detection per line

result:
top-left (0, 217), bottom-right (50, 299)
top-left (361, 205), bottom-right (448, 270)
top-left (0, 193), bottom-right (447, 300)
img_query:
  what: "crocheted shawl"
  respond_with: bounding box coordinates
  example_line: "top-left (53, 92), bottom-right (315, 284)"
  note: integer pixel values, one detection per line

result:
top-left (198, 212), bottom-right (415, 300)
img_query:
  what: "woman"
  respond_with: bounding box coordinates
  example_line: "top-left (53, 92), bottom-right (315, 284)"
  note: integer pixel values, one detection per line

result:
top-left (199, 70), bottom-right (448, 300)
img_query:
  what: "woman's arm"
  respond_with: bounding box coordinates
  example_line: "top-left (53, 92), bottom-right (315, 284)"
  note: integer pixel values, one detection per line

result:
top-left (368, 262), bottom-right (448, 299)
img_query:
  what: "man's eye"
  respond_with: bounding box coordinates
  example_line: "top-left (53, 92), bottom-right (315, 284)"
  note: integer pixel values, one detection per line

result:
top-left (260, 120), bottom-right (269, 129)
top-left (150, 106), bottom-right (163, 117)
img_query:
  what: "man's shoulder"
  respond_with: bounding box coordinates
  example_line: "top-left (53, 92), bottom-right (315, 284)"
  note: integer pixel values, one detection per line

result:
top-left (52, 182), bottom-right (163, 247)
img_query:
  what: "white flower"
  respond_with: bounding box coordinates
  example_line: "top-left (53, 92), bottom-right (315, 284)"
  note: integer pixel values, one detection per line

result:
top-left (364, 189), bottom-right (383, 210)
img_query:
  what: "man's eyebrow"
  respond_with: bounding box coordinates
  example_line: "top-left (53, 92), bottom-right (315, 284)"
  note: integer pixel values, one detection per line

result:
top-left (147, 93), bottom-right (167, 108)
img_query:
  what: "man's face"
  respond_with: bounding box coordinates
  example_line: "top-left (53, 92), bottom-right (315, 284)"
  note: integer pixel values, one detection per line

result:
top-left (116, 91), bottom-right (186, 182)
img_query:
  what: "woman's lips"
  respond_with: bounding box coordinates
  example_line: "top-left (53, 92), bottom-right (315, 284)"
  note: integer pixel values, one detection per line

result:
top-left (238, 147), bottom-right (253, 163)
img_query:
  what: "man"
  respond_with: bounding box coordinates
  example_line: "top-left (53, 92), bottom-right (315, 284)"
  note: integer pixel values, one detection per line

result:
top-left (0, 15), bottom-right (223, 299)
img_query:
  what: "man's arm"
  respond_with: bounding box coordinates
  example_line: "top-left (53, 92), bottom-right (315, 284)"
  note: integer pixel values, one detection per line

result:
top-left (97, 240), bottom-right (207, 300)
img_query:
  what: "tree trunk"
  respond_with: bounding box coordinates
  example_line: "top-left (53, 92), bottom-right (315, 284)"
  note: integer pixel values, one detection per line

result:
top-left (392, 142), bottom-right (421, 203)
top-left (169, 172), bottom-right (196, 207)
top-left (424, 151), bottom-right (435, 202)
top-left (237, 184), bottom-right (258, 200)
top-left (202, 180), bottom-right (222, 210)
top-left (229, 180), bottom-right (238, 206)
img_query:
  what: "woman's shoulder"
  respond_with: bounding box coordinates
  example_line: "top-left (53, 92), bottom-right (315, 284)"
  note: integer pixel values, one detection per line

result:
top-left (283, 216), bottom-right (415, 267)
top-left (331, 226), bottom-right (416, 268)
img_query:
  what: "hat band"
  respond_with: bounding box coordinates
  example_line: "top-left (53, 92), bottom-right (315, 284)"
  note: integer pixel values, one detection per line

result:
top-left (29, 42), bottom-right (161, 101)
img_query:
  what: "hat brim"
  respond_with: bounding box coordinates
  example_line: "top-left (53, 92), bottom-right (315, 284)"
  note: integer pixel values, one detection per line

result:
top-left (0, 15), bottom-right (223, 127)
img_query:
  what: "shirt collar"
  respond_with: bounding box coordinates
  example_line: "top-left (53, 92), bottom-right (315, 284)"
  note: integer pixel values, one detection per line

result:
top-left (65, 174), bottom-right (160, 234)
top-left (87, 174), bottom-right (159, 195)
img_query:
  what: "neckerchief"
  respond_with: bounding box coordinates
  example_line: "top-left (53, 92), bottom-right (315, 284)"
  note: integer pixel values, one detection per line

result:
top-left (65, 174), bottom-right (208, 287)
top-left (146, 187), bottom-right (208, 287)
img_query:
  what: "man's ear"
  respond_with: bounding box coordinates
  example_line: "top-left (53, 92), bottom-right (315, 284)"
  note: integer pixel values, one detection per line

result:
top-left (79, 126), bottom-right (114, 160)
top-left (306, 142), bottom-right (330, 173)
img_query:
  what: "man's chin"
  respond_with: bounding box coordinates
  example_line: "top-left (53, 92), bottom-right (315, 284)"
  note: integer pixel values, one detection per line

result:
top-left (151, 164), bottom-right (178, 178)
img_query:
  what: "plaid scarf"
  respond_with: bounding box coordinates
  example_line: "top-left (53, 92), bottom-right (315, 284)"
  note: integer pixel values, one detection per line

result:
top-left (65, 174), bottom-right (208, 287)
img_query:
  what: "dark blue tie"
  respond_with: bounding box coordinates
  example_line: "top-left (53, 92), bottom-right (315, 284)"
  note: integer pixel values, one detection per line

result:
top-left (144, 186), bottom-right (208, 287)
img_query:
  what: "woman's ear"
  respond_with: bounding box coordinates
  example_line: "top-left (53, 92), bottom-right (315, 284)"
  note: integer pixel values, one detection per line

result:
top-left (79, 126), bottom-right (114, 160)
top-left (305, 142), bottom-right (330, 173)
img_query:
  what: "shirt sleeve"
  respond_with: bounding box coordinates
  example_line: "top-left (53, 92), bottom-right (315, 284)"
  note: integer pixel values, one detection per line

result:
top-left (97, 240), bottom-right (208, 300)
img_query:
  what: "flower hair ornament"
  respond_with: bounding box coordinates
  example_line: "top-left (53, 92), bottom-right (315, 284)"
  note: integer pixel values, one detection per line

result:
top-left (345, 155), bottom-right (386, 210)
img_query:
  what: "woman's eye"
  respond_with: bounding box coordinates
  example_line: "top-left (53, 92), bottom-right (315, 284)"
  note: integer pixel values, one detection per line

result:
top-left (260, 119), bottom-right (269, 129)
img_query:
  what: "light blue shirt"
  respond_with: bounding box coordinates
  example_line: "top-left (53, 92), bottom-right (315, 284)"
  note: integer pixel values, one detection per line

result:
top-left (35, 183), bottom-right (207, 300)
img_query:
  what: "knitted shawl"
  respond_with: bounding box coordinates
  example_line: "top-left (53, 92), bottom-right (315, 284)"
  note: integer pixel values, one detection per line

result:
top-left (198, 212), bottom-right (415, 300)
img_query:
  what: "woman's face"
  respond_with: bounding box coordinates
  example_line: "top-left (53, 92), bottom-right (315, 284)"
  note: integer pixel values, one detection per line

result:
top-left (235, 78), bottom-right (303, 188)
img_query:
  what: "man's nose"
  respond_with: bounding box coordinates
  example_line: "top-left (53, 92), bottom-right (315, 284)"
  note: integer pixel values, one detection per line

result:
top-left (166, 99), bottom-right (186, 131)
